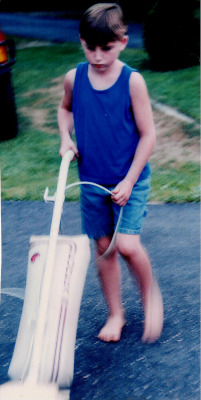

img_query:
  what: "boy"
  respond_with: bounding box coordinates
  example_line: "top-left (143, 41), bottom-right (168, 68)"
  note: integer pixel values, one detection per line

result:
top-left (58, 3), bottom-right (163, 343)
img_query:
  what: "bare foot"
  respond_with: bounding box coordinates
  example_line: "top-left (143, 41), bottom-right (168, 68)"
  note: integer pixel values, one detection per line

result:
top-left (98, 314), bottom-right (126, 342)
top-left (142, 278), bottom-right (164, 343)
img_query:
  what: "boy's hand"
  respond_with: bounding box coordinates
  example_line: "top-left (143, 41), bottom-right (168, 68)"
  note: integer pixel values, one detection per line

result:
top-left (111, 178), bottom-right (133, 206)
top-left (59, 137), bottom-right (79, 161)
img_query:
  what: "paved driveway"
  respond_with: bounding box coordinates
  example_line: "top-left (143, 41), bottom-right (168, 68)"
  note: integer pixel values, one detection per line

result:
top-left (0, 201), bottom-right (200, 399)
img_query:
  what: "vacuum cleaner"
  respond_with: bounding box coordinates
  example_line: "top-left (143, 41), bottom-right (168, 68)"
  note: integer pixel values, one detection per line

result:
top-left (0, 151), bottom-right (90, 399)
top-left (0, 150), bottom-right (122, 399)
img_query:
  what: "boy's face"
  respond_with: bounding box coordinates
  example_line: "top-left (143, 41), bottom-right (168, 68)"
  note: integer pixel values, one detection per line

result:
top-left (80, 37), bottom-right (128, 73)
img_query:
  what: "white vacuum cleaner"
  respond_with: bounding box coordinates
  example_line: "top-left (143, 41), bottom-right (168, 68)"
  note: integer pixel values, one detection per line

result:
top-left (0, 150), bottom-right (90, 399)
top-left (0, 150), bottom-right (122, 400)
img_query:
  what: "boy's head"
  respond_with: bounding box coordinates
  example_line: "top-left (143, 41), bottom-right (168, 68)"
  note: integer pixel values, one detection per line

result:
top-left (79, 3), bottom-right (127, 47)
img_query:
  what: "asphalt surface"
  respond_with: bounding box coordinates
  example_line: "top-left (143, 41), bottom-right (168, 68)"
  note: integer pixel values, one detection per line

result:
top-left (0, 201), bottom-right (200, 400)
top-left (0, 12), bottom-right (144, 48)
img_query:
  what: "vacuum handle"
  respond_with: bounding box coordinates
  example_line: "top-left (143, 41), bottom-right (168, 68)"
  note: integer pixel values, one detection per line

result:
top-left (62, 149), bottom-right (74, 163)
top-left (43, 151), bottom-right (74, 203)
top-left (27, 150), bottom-right (74, 383)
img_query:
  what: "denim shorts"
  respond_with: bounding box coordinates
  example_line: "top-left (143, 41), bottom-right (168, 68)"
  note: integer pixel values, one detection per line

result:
top-left (80, 176), bottom-right (151, 239)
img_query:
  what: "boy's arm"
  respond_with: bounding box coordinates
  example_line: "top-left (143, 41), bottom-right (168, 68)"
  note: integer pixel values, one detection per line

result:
top-left (112, 72), bottom-right (156, 206)
top-left (58, 68), bottom-right (79, 159)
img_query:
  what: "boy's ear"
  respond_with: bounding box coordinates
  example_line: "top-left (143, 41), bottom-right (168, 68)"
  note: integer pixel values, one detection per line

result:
top-left (120, 35), bottom-right (129, 50)
top-left (80, 36), bottom-right (87, 53)
top-left (80, 35), bottom-right (85, 46)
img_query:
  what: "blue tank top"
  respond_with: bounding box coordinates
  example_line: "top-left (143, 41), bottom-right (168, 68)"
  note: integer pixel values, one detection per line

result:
top-left (73, 62), bottom-right (150, 185)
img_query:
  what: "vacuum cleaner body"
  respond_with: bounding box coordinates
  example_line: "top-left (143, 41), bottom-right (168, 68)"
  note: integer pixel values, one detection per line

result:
top-left (8, 234), bottom-right (90, 388)
top-left (0, 151), bottom-right (91, 399)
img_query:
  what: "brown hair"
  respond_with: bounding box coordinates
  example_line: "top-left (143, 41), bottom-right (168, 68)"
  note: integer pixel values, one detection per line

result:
top-left (79, 3), bottom-right (127, 46)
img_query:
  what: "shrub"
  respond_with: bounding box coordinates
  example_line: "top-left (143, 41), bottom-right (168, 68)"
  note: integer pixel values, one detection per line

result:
top-left (143, 0), bottom-right (200, 71)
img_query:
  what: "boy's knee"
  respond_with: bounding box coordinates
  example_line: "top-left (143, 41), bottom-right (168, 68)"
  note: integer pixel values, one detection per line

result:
top-left (116, 234), bottom-right (141, 259)
top-left (96, 236), bottom-right (113, 257)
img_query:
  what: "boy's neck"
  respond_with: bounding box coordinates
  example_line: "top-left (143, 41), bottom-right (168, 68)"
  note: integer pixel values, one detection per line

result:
top-left (88, 59), bottom-right (124, 90)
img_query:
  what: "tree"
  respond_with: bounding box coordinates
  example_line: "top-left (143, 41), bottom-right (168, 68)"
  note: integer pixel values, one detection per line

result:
top-left (143, 0), bottom-right (200, 70)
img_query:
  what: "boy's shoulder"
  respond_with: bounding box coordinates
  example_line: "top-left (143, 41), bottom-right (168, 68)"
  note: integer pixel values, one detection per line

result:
top-left (64, 62), bottom-right (88, 89)
top-left (122, 63), bottom-right (144, 87)
top-left (128, 69), bottom-right (149, 105)
top-left (65, 68), bottom-right (77, 81)
top-left (121, 62), bottom-right (147, 94)
top-left (129, 68), bottom-right (147, 91)
top-left (64, 68), bottom-right (77, 91)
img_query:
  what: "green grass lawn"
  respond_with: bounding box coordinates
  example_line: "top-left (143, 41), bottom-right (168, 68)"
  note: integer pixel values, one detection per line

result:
top-left (0, 42), bottom-right (200, 202)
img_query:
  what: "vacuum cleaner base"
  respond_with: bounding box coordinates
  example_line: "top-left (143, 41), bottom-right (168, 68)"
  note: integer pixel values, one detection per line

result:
top-left (0, 381), bottom-right (61, 400)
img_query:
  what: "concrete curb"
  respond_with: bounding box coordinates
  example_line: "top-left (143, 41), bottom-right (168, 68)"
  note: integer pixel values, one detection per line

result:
top-left (151, 98), bottom-right (197, 124)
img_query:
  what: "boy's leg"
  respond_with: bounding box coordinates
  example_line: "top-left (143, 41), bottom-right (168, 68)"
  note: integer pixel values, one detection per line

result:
top-left (116, 233), bottom-right (164, 343)
top-left (95, 236), bottom-right (126, 342)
